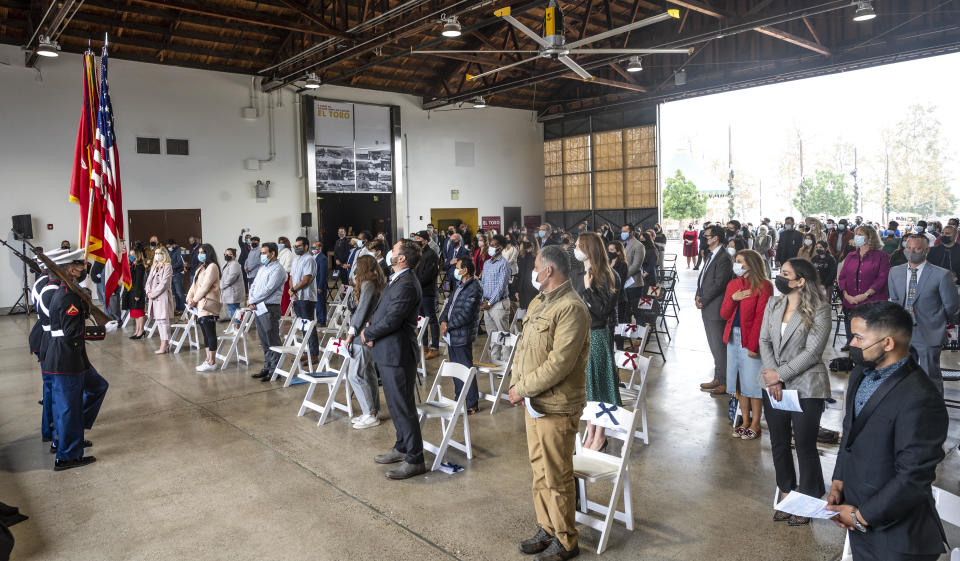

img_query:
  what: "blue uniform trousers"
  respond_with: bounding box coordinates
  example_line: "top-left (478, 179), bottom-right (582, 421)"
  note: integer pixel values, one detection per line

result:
top-left (41, 369), bottom-right (56, 443)
top-left (314, 289), bottom-right (328, 326)
top-left (50, 367), bottom-right (109, 461)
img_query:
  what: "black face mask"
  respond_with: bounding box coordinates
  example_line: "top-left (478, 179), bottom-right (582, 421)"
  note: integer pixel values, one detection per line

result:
top-left (774, 275), bottom-right (794, 294)
top-left (60, 245), bottom-right (70, 251)
top-left (942, 234), bottom-right (955, 245)
top-left (849, 338), bottom-right (886, 370)
top-left (607, 251), bottom-right (617, 261)
top-left (150, 242), bottom-right (157, 247)
top-left (250, 243), bottom-right (259, 248)
top-left (224, 255), bottom-right (233, 261)
top-left (77, 269), bottom-right (88, 283)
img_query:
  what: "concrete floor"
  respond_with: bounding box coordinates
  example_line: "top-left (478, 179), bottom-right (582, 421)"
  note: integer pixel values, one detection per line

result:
top-left (3, 242), bottom-right (960, 560)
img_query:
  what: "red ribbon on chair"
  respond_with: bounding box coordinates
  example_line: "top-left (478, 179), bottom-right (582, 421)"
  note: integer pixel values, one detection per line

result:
top-left (648, 286), bottom-right (661, 297)
top-left (620, 352), bottom-right (638, 369)
top-left (332, 338), bottom-right (344, 354)
top-left (624, 324), bottom-right (638, 335)
top-left (639, 297), bottom-right (654, 309)
top-left (949, 324), bottom-right (957, 340)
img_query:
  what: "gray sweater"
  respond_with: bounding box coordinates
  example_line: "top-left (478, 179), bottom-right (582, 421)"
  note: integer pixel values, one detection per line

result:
top-left (348, 281), bottom-right (378, 335)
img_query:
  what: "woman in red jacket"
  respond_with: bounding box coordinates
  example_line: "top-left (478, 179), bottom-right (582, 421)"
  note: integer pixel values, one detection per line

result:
top-left (720, 249), bottom-right (773, 440)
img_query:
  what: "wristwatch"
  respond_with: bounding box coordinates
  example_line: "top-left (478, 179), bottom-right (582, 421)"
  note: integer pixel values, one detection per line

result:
top-left (850, 507), bottom-right (867, 533)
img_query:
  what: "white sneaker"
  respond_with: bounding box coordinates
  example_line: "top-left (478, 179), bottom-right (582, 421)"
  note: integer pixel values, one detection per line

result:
top-left (196, 362), bottom-right (216, 372)
top-left (353, 415), bottom-right (380, 429)
top-left (350, 415), bottom-right (366, 424)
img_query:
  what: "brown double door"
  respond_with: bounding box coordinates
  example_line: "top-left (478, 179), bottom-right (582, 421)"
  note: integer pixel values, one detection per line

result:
top-left (127, 209), bottom-right (202, 247)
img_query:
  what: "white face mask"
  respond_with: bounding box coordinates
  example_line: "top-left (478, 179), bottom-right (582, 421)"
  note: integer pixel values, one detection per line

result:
top-left (573, 248), bottom-right (587, 262)
top-left (487, 246), bottom-right (497, 258)
top-left (803, 239), bottom-right (814, 246)
top-left (726, 247), bottom-right (736, 257)
top-left (531, 269), bottom-right (543, 291)
top-left (733, 262), bottom-right (746, 277)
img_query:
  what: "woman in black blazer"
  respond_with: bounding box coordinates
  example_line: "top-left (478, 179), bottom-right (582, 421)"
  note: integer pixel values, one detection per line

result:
top-left (512, 235), bottom-right (539, 311)
top-left (122, 243), bottom-right (148, 339)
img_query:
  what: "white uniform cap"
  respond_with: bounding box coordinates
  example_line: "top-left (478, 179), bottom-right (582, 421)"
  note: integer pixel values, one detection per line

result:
top-left (48, 248), bottom-right (85, 265)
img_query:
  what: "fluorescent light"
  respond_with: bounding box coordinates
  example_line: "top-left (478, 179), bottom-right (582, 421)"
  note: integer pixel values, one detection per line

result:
top-left (303, 73), bottom-right (320, 89)
top-left (626, 56), bottom-right (643, 73)
top-left (853, 0), bottom-right (876, 21)
top-left (441, 15), bottom-right (462, 37)
top-left (36, 36), bottom-right (60, 58)
top-left (472, 96), bottom-right (486, 108)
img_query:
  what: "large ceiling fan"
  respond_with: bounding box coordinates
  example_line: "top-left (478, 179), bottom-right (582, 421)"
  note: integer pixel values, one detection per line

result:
top-left (413, 0), bottom-right (693, 83)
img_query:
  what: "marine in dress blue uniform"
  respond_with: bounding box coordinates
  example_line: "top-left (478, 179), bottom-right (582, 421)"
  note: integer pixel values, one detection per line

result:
top-left (41, 250), bottom-right (112, 471)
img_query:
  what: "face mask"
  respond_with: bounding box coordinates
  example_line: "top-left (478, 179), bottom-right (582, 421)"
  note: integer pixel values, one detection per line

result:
top-left (224, 254), bottom-right (233, 261)
top-left (312, 248), bottom-right (321, 255)
top-left (726, 247), bottom-right (736, 257)
top-left (197, 253), bottom-right (207, 263)
top-left (294, 247), bottom-right (305, 256)
top-left (732, 263), bottom-right (745, 277)
top-left (607, 251), bottom-right (617, 261)
top-left (487, 246), bottom-right (497, 257)
top-left (774, 275), bottom-right (794, 294)
top-left (129, 255), bottom-right (136, 263)
top-left (815, 248), bottom-right (825, 255)
top-left (942, 234), bottom-right (955, 245)
top-left (838, 224), bottom-right (846, 231)
top-left (538, 230), bottom-right (547, 239)
top-left (573, 248), bottom-right (587, 262)
top-left (260, 255), bottom-right (269, 265)
top-left (620, 232), bottom-right (630, 241)
top-left (849, 338), bottom-right (886, 370)
top-left (804, 239), bottom-right (814, 246)
top-left (453, 269), bottom-right (463, 281)
top-left (854, 235), bottom-right (866, 247)
top-left (77, 269), bottom-right (88, 283)
top-left (915, 226), bottom-right (924, 233)
top-left (531, 269), bottom-right (543, 291)
top-left (278, 243), bottom-right (286, 250)
top-left (784, 224), bottom-right (794, 230)
top-left (251, 243), bottom-right (258, 248)
top-left (826, 224), bottom-right (834, 230)
top-left (149, 242), bottom-right (157, 248)
top-left (338, 232), bottom-right (345, 239)
top-left (387, 250), bottom-right (396, 266)
top-left (907, 250), bottom-right (926, 264)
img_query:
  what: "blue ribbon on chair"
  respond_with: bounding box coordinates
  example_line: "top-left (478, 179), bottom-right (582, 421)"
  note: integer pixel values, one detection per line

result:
top-left (496, 331), bottom-right (510, 344)
top-left (595, 403), bottom-right (620, 425)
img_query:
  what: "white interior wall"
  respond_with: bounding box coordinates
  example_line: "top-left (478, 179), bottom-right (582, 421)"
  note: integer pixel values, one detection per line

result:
top-left (0, 45), bottom-right (543, 309)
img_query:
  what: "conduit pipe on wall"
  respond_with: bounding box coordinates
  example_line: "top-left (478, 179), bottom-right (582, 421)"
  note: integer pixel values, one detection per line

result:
top-left (257, 91), bottom-right (276, 166)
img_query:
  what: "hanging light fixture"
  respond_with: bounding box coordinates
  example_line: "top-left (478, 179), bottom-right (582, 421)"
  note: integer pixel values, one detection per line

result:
top-left (852, 0), bottom-right (876, 21)
top-left (472, 96), bottom-right (487, 108)
top-left (440, 14), bottom-right (462, 37)
top-left (303, 73), bottom-right (321, 89)
top-left (36, 35), bottom-right (60, 58)
top-left (626, 56), bottom-right (643, 73)
top-left (674, 69), bottom-right (687, 86)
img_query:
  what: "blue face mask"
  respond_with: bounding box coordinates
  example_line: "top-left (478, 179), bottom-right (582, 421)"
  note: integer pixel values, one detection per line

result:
top-left (197, 253), bottom-right (207, 263)
top-left (453, 269), bottom-right (463, 281)
top-left (538, 230), bottom-right (546, 238)
top-left (129, 255), bottom-right (135, 263)
top-left (260, 254), bottom-right (269, 265)
top-left (620, 232), bottom-right (630, 241)
top-left (278, 243), bottom-right (286, 250)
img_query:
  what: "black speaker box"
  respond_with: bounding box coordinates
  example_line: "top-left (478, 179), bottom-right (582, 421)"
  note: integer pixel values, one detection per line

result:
top-left (301, 212), bottom-right (312, 228)
top-left (12, 214), bottom-right (33, 240)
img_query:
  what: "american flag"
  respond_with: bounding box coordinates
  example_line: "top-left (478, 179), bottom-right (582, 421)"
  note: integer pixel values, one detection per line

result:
top-left (91, 44), bottom-right (131, 299)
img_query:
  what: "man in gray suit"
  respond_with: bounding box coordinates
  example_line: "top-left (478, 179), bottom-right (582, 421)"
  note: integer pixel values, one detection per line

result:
top-left (887, 234), bottom-right (959, 394)
top-left (621, 223), bottom-right (645, 323)
top-left (697, 224), bottom-right (734, 395)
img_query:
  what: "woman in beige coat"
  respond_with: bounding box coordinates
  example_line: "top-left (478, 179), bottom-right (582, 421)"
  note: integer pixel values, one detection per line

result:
top-left (187, 243), bottom-right (222, 372)
top-left (146, 247), bottom-right (175, 354)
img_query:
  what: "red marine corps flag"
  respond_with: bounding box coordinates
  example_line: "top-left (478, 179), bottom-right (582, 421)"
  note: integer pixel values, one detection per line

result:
top-left (68, 51), bottom-right (104, 258)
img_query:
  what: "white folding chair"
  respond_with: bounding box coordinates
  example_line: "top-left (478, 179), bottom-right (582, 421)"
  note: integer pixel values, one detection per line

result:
top-left (509, 308), bottom-right (526, 334)
top-left (475, 330), bottom-right (519, 414)
top-left (934, 486), bottom-right (960, 561)
top-left (319, 304), bottom-right (350, 337)
top-left (416, 315), bottom-right (429, 381)
top-left (121, 310), bottom-right (131, 328)
top-left (169, 309), bottom-right (199, 353)
top-left (278, 300), bottom-right (296, 332)
top-left (143, 315), bottom-right (158, 338)
top-left (417, 360), bottom-right (477, 471)
top-left (614, 323), bottom-right (649, 353)
top-left (269, 318), bottom-right (317, 387)
top-left (297, 337), bottom-right (354, 425)
top-left (327, 285), bottom-right (353, 315)
top-left (614, 350), bottom-right (651, 445)
top-left (574, 401), bottom-right (641, 554)
top-left (215, 308), bottom-right (254, 369)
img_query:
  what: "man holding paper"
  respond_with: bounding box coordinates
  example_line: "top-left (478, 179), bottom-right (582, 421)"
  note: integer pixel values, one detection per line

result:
top-left (826, 301), bottom-right (948, 560)
top-left (508, 245), bottom-right (590, 561)
top-left (248, 242), bottom-right (287, 380)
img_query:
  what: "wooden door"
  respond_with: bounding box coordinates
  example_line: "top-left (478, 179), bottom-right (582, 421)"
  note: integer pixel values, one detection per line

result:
top-left (128, 209), bottom-right (202, 246)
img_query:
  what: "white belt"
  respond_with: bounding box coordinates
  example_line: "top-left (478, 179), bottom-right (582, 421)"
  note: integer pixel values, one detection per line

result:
top-left (51, 329), bottom-right (64, 337)
top-left (42, 325), bottom-right (51, 332)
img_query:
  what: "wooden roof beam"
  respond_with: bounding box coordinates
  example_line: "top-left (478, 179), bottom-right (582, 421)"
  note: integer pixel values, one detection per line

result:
top-left (560, 74), bottom-right (648, 93)
top-left (126, 0), bottom-right (343, 38)
top-left (668, 0), bottom-right (831, 56)
top-left (273, 0), bottom-right (348, 39)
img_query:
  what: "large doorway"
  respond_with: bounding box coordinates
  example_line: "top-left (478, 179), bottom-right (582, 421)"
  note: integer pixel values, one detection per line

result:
top-left (317, 193), bottom-right (393, 250)
top-left (128, 209), bottom-right (202, 246)
top-left (430, 208), bottom-right (478, 236)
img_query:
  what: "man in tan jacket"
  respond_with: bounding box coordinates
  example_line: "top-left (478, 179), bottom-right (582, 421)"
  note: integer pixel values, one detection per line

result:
top-left (508, 244), bottom-right (590, 561)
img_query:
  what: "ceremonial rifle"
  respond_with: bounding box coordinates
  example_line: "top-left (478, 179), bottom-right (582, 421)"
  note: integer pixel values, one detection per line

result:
top-left (0, 238), bottom-right (112, 325)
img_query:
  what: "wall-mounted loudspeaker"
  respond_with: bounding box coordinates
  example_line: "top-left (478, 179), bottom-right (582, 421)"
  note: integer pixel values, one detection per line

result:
top-left (301, 212), bottom-right (312, 228)
top-left (12, 214), bottom-right (33, 240)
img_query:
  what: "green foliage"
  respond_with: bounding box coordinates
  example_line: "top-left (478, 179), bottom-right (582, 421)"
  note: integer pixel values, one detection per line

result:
top-left (887, 104), bottom-right (957, 216)
top-left (663, 170), bottom-right (707, 221)
top-left (793, 169), bottom-right (854, 217)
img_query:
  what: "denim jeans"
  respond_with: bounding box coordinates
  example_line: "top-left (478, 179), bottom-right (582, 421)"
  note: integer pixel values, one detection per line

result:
top-left (226, 303), bottom-right (241, 324)
top-left (314, 289), bottom-right (327, 326)
top-left (171, 271), bottom-right (186, 311)
top-left (292, 300), bottom-right (320, 356)
top-left (725, 327), bottom-right (762, 398)
top-left (449, 344), bottom-right (478, 409)
top-left (419, 293), bottom-right (440, 349)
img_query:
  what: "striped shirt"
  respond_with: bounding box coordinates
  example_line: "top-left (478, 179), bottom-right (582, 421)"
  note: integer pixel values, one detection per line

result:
top-left (249, 260), bottom-right (286, 305)
top-left (481, 255), bottom-right (510, 305)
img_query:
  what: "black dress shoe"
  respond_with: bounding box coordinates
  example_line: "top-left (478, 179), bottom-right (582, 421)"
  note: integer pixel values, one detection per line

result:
top-left (533, 538), bottom-right (579, 561)
top-left (54, 456), bottom-right (97, 471)
top-left (519, 527), bottom-right (553, 554)
top-left (374, 449), bottom-right (405, 464)
top-left (42, 436), bottom-right (52, 443)
top-left (385, 461), bottom-right (427, 480)
top-left (260, 374), bottom-right (274, 382)
top-left (251, 369), bottom-right (270, 379)
top-left (50, 440), bottom-right (91, 453)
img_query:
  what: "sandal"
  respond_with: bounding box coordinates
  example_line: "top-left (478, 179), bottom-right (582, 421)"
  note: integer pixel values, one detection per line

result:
top-left (741, 428), bottom-right (761, 440)
top-left (773, 510), bottom-right (791, 522)
top-left (788, 515), bottom-right (811, 526)
top-left (731, 427), bottom-right (746, 438)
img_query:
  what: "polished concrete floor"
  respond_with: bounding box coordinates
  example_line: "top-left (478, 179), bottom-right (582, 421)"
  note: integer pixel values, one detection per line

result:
top-left (2, 244), bottom-right (960, 560)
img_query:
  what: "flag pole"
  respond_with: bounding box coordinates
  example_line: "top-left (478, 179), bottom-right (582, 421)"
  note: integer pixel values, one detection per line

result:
top-left (82, 52), bottom-right (97, 264)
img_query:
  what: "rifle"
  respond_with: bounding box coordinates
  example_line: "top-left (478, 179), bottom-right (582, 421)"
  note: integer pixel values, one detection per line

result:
top-left (0, 238), bottom-right (112, 325)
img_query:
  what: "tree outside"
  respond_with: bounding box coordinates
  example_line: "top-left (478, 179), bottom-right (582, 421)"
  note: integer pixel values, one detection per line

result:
top-left (793, 169), bottom-right (854, 217)
top-left (663, 170), bottom-right (707, 222)
top-left (886, 104), bottom-right (957, 216)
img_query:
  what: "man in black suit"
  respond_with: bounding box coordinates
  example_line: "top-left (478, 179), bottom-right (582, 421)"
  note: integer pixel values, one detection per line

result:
top-left (362, 239), bottom-right (426, 480)
top-left (775, 216), bottom-right (803, 266)
top-left (697, 224), bottom-right (734, 395)
top-left (826, 301), bottom-right (948, 560)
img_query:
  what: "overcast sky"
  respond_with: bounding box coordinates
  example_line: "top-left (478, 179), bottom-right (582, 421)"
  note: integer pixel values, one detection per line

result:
top-left (660, 51), bottom-right (960, 218)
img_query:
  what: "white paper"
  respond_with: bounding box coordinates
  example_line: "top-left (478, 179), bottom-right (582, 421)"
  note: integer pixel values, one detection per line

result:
top-left (765, 388), bottom-right (803, 412)
top-left (623, 277), bottom-right (636, 289)
top-left (255, 302), bottom-right (269, 317)
top-left (774, 491), bottom-right (838, 519)
top-left (442, 333), bottom-right (451, 346)
top-left (525, 397), bottom-right (544, 418)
